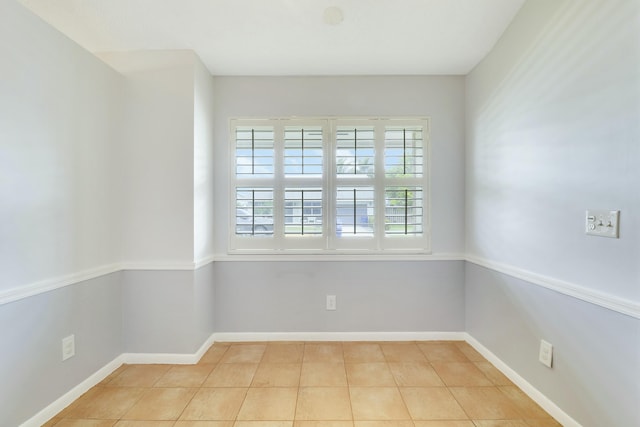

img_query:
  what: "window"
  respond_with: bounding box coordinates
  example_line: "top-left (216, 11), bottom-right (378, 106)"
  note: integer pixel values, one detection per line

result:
top-left (230, 118), bottom-right (430, 253)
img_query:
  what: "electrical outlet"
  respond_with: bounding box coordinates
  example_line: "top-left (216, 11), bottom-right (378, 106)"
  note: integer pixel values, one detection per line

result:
top-left (539, 339), bottom-right (553, 368)
top-left (326, 295), bottom-right (337, 311)
top-left (62, 335), bottom-right (75, 361)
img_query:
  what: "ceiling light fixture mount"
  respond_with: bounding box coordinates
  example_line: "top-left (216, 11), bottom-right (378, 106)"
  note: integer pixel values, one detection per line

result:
top-left (323, 6), bottom-right (344, 25)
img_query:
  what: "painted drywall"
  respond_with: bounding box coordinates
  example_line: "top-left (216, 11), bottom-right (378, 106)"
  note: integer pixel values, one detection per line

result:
top-left (466, 263), bottom-right (640, 427)
top-left (212, 75), bottom-right (466, 256)
top-left (99, 51), bottom-right (217, 354)
top-left (465, 0), bottom-right (640, 302)
top-left (121, 269), bottom-right (203, 354)
top-left (193, 56), bottom-right (216, 263)
top-left (0, 2), bottom-right (126, 425)
top-left (0, 0), bottom-right (124, 293)
top-left (101, 50), bottom-right (197, 266)
top-left (7, 1), bottom-right (639, 425)
top-left (211, 76), bottom-right (466, 334)
top-left (120, 265), bottom-right (215, 356)
top-left (214, 260), bottom-right (465, 333)
top-left (0, 273), bottom-right (123, 427)
top-left (194, 262), bottom-right (216, 345)
top-left (465, 1), bottom-right (640, 426)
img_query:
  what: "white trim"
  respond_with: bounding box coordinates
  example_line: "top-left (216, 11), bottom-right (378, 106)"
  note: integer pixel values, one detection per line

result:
top-left (465, 254), bottom-right (640, 320)
top-left (0, 263), bottom-right (121, 306)
top-left (122, 333), bottom-right (217, 365)
top-left (213, 252), bottom-right (465, 262)
top-left (18, 332), bottom-right (583, 427)
top-left (122, 352), bottom-right (199, 365)
top-left (194, 255), bottom-right (216, 269)
top-left (212, 331), bottom-right (467, 342)
top-left (229, 117), bottom-right (432, 253)
top-left (464, 333), bottom-right (581, 427)
top-left (0, 255), bottom-right (463, 306)
top-left (19, 355), bottom-right (125, 427)
top-left (19, 334), bottom-right (216, 425)
top-left (194, 332), bottom-right (217, 360)
top-left (3, 254), bottom-right (638, 320)
top-left (119, 261), bottom-right (197, 271)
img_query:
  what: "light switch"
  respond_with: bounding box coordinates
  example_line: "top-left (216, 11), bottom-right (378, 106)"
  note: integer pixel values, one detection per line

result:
top-left (585, 210), bottom-right (619, 238)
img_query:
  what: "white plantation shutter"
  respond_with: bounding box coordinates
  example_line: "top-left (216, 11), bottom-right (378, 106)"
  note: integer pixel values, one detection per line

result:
top-left (230, 117), bottom-right (429, 253)
top-left (284, 126), bottom-right (323, 177)
top-left (384, 126), bottom-right (424, 177)
top-left (235, 126), bottom-right (274, 177)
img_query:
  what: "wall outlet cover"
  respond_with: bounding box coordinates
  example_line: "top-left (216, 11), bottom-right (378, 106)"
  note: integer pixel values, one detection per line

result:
top-left (539, 339), bottom-right (553, 368)
top-left (326, 295), bottom-right (337, 311)
top-left (62, 334), bottom-right (75, 361)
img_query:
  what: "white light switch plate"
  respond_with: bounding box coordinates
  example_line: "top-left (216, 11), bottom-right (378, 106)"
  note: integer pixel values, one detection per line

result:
top-left (585, 210), bottom-right (619, 238)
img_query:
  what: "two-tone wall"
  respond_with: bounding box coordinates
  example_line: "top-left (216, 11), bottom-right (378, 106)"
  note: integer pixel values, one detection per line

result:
top-left (0, 1), bottom-right (125, 425)
top-left (465, 1), bottom-right (640, 426)
top-left (210, 74), bottom-right (467, 335)
top-left (2, 0), bottom-right (639, 426)
top-left (0, 2), bottom-right (217, 425)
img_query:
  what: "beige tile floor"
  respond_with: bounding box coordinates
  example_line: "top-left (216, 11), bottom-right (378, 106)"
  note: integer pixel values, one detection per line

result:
top-left (44, 341), bottom-right (561, 427)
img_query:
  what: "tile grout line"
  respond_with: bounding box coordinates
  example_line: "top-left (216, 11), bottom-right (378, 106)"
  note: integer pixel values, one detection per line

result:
top-left (47, 341), bottom-right (560, 426)
top-left (341, 343), bottom-right (356, 424)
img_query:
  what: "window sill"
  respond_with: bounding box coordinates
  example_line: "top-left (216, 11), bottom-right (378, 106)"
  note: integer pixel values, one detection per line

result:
top-left (218, 251), bottom-right (464, 262)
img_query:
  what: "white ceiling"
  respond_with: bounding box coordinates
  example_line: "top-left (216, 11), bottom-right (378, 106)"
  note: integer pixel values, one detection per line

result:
top-left (19, 0), bottom-right (525, 76)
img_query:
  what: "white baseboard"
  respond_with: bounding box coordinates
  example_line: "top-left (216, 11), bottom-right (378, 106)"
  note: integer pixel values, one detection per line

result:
top-left (464, 333), bottom-right (581, 427)
top-left (20, 355), bottom-right (125, 427)
top-left (212, 331), bottom-right (467, 342)
top-left (21, 332), bottom-right (581, 427)
top-left (17, 331), bottom-right (465, 425)
top-left (122, 333), bottom-right (216, 364)
top-left (20, 334), bottom-right (218, 426)
top-left (121, 352), bottom-right (200, 365)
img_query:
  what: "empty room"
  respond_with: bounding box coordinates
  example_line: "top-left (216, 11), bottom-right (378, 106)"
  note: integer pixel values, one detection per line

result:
top-left (1, 0), bottom-right (638, 426)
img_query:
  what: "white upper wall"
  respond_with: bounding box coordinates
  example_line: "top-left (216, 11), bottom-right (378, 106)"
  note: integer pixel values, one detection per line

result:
top-left (100, 50), bottom-right (200, 266)
top-left (212, 76), bottom-right (466, 256)
top-left (0, 0), bottom-right (124, 292)
top-left (465, 0), bottom-right (640, 302)
top-left (193, 56), bottom-right (216, 263)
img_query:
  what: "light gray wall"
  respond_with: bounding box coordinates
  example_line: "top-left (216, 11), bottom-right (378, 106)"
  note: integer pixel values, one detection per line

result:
top-left (212, 75), bottom-right (466, 256)
top-left (1, 9), bottom-right (218, 418)
top-left (194, 262), bottom-right (216, 344)
top-left (464, 1), bottom-right (640, 426)
top-left (0, 1), bottom-right (126, 425)
top-left (121, 270), bottom-right (195, 354)
top-left (215, 261), bottom-right (465, 333)
top-left (0, 0), bottom-right (123, 291)
top-left (465, 0), bottom-right (639, 299)
top-left (6, 1), bottom-right (639, 426)
top-left (122, 268), bottom-right (216, 354)
top-left (0, 273), bottom-right (122, 427)
top-left (211, 76), bottom-right (466, 334)
top-left (466, 263), bottom-right (640, 427)
top-left (103, 51), bottom-right (217, 354)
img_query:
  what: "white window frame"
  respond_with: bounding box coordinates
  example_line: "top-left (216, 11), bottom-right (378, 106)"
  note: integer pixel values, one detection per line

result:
top-left (228, 117), bottom-right (431, 255)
